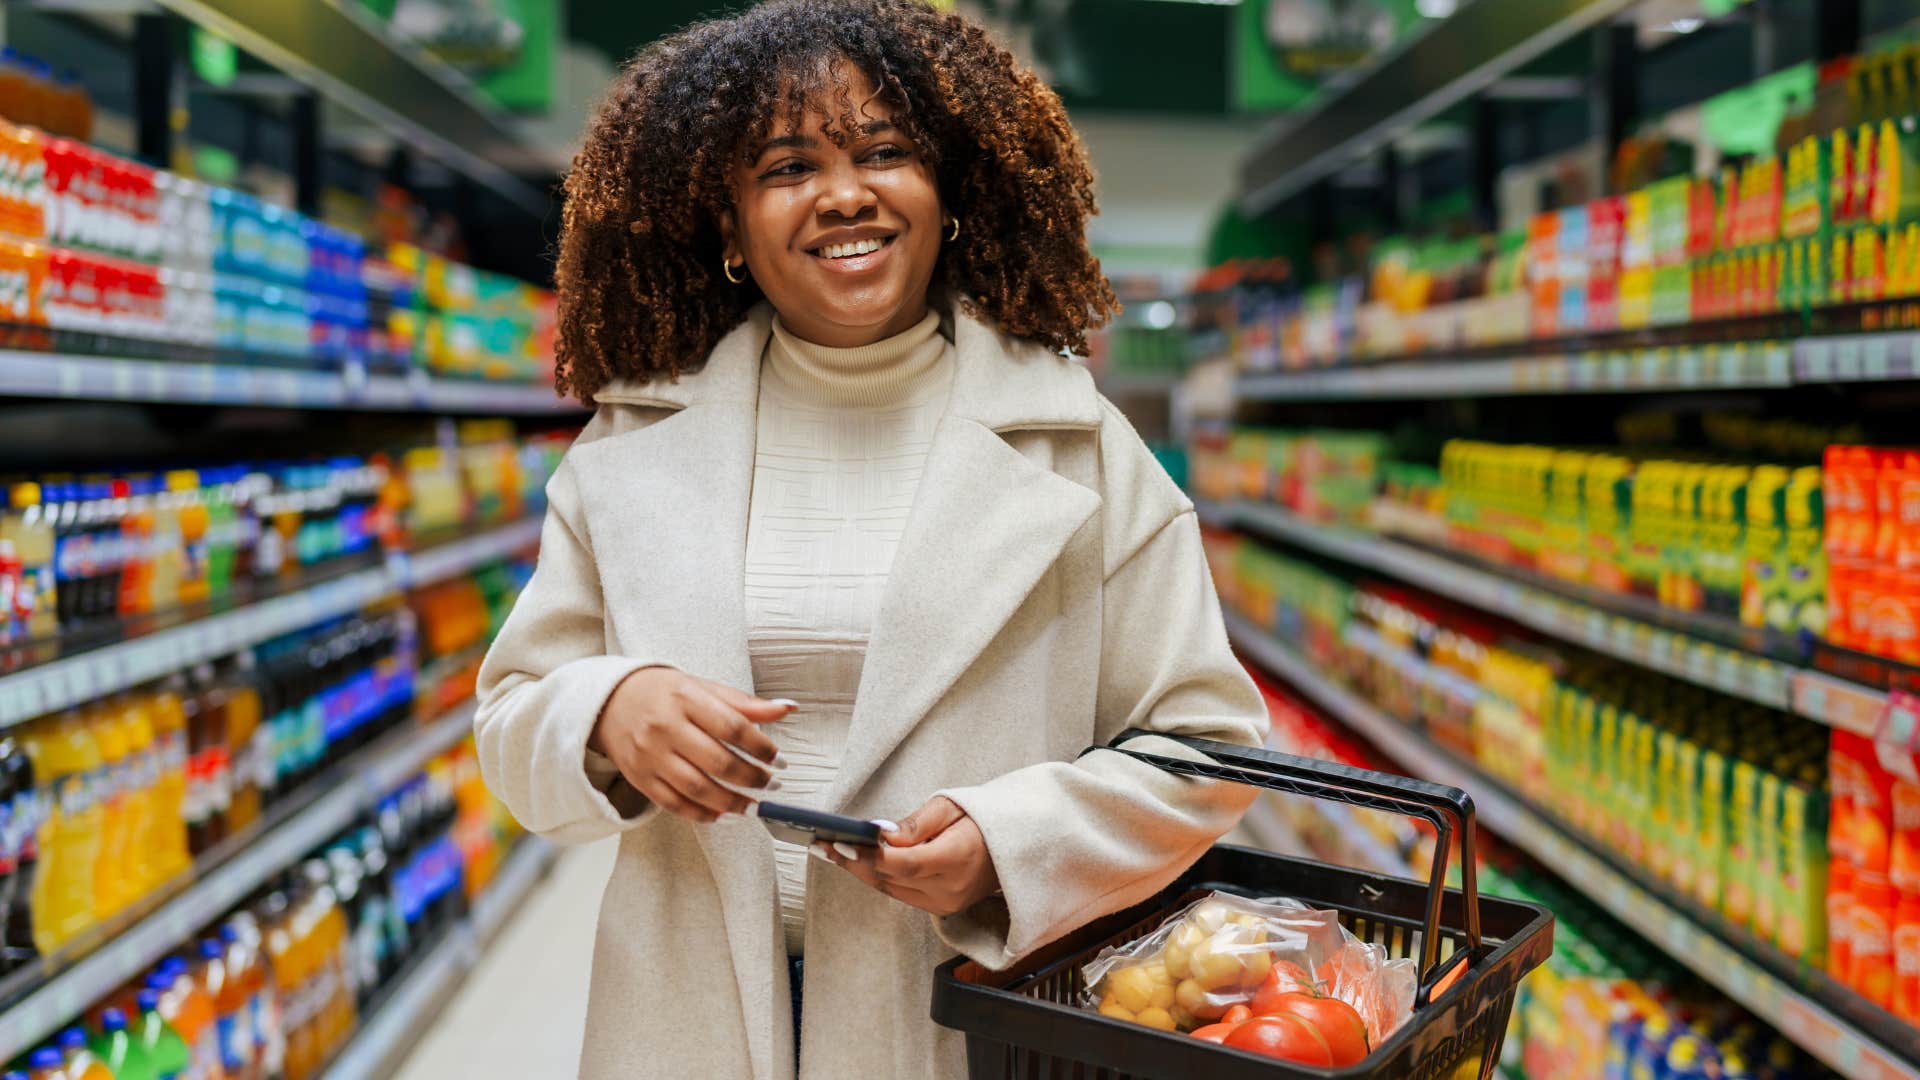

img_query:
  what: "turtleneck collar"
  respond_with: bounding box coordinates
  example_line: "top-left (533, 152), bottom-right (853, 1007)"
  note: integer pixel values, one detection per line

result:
top-left (765, 309), bottom-right (951, 409)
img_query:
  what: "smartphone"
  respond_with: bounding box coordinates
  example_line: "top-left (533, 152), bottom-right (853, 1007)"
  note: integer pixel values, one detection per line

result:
top-left (752, 802), bottom-right (883, 848)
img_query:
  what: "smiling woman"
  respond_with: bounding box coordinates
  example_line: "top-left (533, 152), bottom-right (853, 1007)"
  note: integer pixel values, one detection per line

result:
top-left (551, 0), bottom-right (1121, 397)
top-left (476, 3), bottom-right (1268, 1079)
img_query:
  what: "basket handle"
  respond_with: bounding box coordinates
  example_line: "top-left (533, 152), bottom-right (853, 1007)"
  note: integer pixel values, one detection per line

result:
top-left (1093, 728), bottom-right (1484, 1000)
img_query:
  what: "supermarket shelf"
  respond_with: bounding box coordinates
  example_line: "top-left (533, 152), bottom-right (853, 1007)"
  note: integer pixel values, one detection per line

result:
top-left (148, 0), bottom-right (564, 216)
top-left (1239, 0), bottom-right (1635, 215)
top-left (1098, 373), bottom-right (1183, 395)
top-left (0, 352), bottom-right (582, 415)
top-left (1203, 499), bottom-right (1900, 733)
top-left (1235, 341), bottom-right (1794, 401)
top-left (0, 702), bottom-right (481, 1063)
top-left (1222, 610), bottom-right (1920, 1080)
top-left (0, 516), bottom-right (544, 731)
top-left (322, 837), bottom-right (556, 1080)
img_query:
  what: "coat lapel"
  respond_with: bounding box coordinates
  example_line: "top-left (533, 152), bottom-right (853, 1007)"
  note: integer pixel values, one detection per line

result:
top-left (822, 304), bottom-right (1104, 812)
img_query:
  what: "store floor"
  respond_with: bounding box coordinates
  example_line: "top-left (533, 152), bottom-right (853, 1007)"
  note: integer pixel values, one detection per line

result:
top-left (394, 838), bottom-right (616, 1080)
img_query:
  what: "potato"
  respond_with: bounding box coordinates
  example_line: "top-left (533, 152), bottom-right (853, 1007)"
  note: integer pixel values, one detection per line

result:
top-left (1161, 922), bottom-right (1205, 981)
top-left (1169, 1004), bottom-right (1198, 1031)
top-left (1190, 900), bottom-right (1230, 934)
top-left (1149, 981), bottom-right (1176, 1010)
top-left (1106, 965), bottom-right (1156, 1013)
top-left (1174, 977), bottom-right (1227, 1021)
top-left (1098, 1001), bottom-right (1135, 1023)
top-left (1239, 945), bottom-right (1274, 989)
top-left (1189, 937), bottom-right (1244, 990)
top-left (1135, 1007), bottom-right (1178, 1032)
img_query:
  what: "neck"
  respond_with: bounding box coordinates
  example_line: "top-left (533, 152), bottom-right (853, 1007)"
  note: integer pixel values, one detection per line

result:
top-left (766, 309), bottom-right (949, 408)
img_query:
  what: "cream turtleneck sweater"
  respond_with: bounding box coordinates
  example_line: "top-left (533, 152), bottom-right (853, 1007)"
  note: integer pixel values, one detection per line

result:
top-left (745, 309), bottom-right (954, 956)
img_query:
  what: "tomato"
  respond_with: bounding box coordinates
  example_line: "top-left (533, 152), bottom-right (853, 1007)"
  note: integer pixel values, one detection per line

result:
top-left (1249, 961), bottom-right (1317, 1016)
top-left (1260, 991), bottom-right (1370, 1067)
top-left (1221, 1004), bottom-right (1253, 1025)
top-left (1190, 1022), bottom-right (1239, 1044)
top-left (1223, 1014), bottom-right (1333, 1067)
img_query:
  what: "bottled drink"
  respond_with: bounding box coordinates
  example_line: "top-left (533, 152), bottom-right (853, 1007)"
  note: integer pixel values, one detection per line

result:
top-left (117, 476), bottom-right (154, 619)
top-left (221, 915), bottom-right (274, 1079)
top-left (148, 682), bottom-right (190, 881)
top-left (259, 890), bottom-right (302, 1080)
top-left (199, 937), bottom-right (253, 1080)
top-left (153, 956), bottom-right (222, 1080)
top-left (89, 1008), bottom-right (144, 1080)
top-left (89, 700), bottom-right (131, 917)
top-left (188, 664), bottom-right (230, 854)
top-left (24, 1046), bottom-right (65, 1080)
top-left (117, 692), bottom-right (163, 895)
top-left (57, 1026), bottom-right (114, 1080)
top-left (222, 655), bottom-right (262, 835)
top-left (1, 736), bottom-right (38, 969)
top-left (134, 988), bottom-right (189, 1080)
top-left (172, 472), bottom-right (209, 608)
top-left (6, 481), bottom-right (59, 641)
top-left (26, 710), bottom-right (103, 951)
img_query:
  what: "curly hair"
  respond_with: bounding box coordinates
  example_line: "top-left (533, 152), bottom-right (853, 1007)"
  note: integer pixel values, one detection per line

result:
top-left (553, 0), bottom-right (1118, 402)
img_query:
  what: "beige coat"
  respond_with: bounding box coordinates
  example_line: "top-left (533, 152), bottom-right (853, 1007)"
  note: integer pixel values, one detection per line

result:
top-left (474, 299), bottom-right (1268, 1079)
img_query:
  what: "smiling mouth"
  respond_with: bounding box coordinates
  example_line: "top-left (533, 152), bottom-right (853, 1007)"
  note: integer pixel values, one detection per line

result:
top-left (810, 236), bottom-right (895, 259)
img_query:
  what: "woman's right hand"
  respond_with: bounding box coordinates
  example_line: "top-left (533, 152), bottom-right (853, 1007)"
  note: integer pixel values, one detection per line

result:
top-left (591, 667), bottom-right (794, 823)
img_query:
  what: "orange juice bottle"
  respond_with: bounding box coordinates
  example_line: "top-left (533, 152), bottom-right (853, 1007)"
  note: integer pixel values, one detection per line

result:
top-left (263, 890), bottom-right (306, 1079)
top-left (149, 682), bottom-right (190, 881)
top-left (115, 692), bottom-right (159, 897)
top-left (223, 655), bottom-right (262, 835)
top-left (24, 710), bottom-right (102, 951)
top-left (156, 955), bottom-right (225, 1080)
top-left (87, 699), bottom-right (132, 918)
top-left (172, 471), bottom-right (209, 607)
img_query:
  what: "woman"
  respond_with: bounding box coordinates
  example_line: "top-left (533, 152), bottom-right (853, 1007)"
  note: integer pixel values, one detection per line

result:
top-left (474, 2), bottom-right (1267, 1077)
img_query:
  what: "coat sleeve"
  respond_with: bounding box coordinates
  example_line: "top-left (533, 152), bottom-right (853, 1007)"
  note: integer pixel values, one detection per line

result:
top-left (934, 467), bottom-right (1269, 968)
top-left (473, 456), bottom-right (664, 846)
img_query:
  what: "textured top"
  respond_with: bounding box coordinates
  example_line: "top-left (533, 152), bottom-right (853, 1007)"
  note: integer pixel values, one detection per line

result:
top-left (744, 309), bottom-right (953, 955)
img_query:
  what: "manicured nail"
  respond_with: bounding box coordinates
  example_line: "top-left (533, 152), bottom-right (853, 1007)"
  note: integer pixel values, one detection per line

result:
top-left (832, 842), bottom-right (860, 860)
top-left (761, 777), bottom-right (784, 793)
top-left (771, 754), bottom-right (790, 771)
top-left (770, 698), bottom-right (799, 709)
top-left (744, 803), bottom-right (761, 818)
top-left (873, 819), bottom-right (900, 833)
top-left (809, 843), bottom-right (833, 863)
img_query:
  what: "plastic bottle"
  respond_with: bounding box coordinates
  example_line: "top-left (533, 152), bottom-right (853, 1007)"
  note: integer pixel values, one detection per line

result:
top-left (222, 655), bottom-right (262, 836)
top-left (1, 737), bottom-right (37, 969)
top-left (199, 937), bottom-right (252, 1080)
top-left (26, 710), bottom-right (103, 951)
top-left (134, 989), bottom-right (189, 1080)
top-left (25, 1046), bottom-right (66, 1080)
top-left (89, 1008), bottom-right (143, 1080)
top-left (260, 890), bottom-right (302, 1080)
top-left (145, 682), bottom-right (189, 883)
top-left (185, 665), bottom-right (228, 854)
top-left (221, 915), bottom-right (274, 1079)
top-left (6, 482), bottom-right (58, 642)
top-left (57, 1026), bottom-right (113, 1080)
top-left (154, 956), bottom-right (222, 1080)
top-left (119, 692), bottom-right (162, 896)
top-left (89, 700), bottom-right (131, 918)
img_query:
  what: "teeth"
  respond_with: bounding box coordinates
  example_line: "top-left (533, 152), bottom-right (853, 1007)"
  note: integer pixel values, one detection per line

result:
top-left (819, 238), bottom-right (885, 259)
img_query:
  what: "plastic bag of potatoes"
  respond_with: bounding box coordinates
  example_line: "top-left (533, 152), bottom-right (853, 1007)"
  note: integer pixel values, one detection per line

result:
top-left (1080, 892), bottom-right (1349, 1033)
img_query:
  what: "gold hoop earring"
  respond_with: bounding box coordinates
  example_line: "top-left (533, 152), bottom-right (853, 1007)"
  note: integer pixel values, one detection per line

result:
top-left (947, 217), bottom-right (961, 242)
top-left (722, 256), bottom-right (745, 285)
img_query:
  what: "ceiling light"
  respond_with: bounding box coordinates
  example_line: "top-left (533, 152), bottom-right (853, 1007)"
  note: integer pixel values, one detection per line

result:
top-left (1416, 0), bottom-right (1458, 17)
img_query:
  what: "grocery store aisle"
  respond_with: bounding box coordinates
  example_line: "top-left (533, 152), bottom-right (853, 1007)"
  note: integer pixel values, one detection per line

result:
top-left (394, 838), bottom-right (616, 1079)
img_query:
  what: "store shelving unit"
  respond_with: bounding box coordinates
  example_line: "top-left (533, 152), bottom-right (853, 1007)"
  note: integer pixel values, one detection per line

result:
top-left (1222, 609), bottom-right (1920, 1080)
top-left (1196, 498), bottom-right (1896, 734)
top-left (0, 515), bottom-right (544, 731)
top-left (319, 835), bottom-right (556, 1080)
top-left (0, 353), bottom-right (581, 415)
top-left (0, 699), bottom-right (489, 1062)
top-left (148, 0), bottom-right (566, 216)
top-left (1236, 340), bottom-right (1797, 400)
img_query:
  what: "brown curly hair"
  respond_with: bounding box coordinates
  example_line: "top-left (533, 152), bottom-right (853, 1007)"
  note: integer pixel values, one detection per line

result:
top-left (553, 0), bottom-right (1118, 402)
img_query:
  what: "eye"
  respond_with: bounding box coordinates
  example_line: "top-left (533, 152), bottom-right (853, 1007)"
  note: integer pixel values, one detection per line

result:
top-left (758, 159), bottom-right (811, 180)
top-left (864, 145), bottom-right (911, 164)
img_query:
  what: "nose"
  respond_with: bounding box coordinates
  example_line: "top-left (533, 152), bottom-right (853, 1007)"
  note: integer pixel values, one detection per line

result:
top-left (814, 157), bottom-right (877, 220)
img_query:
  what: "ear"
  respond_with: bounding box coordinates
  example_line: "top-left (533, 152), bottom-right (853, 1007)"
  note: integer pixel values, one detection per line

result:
top-left (718, 209), bottom-right (740, 265)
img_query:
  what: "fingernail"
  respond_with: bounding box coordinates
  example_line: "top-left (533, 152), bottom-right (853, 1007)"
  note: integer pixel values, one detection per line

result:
top-left (761, 778), bottom-right (784, 793)
top-left (809, 843), bottom-right (833, 863)
top-left (770, 698), bottom-right (799, 709)
top-left (832, 842), bottom-right (860, 860)
top-left (873, 819), bottom-right (900, 833)
top-left (744, 803), bottom-right (762, 818)
top-left (771, 754), bottom-right (790, 771)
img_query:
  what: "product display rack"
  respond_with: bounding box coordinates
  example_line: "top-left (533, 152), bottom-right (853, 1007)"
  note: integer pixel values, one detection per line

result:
top-left (317, 835), bottom-right (555, 1080)
top-left (0, 515), bottom-right (544, 732)
top-left (0, 352), bottom-right (583, 416)
top-left (0, 698), bottom-right (486, 1062)
top-left (1222, 608), bottom-right (1920, 1080)
top-left (1195, 498), bottom-right (1901, 735)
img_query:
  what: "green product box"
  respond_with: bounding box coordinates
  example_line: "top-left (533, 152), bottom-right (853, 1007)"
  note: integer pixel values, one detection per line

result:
top-left (1595, 702), bottom-right (1620, 836)
top-left (1672, 738), bottom-right (1702, 896)
top-left (1754, 769), bottom-right (1784, 945)
top-left (1696, 747), bottom-right (1729, 909)
top-left (1651, 730), bottom-right (1679, 882)
top-left (1726, 760), bottom-right (1760, 929)
top-left (1571, 692), bottom-right (1599, 834)
top-left (1778, 781), bottom-right (1829, 966)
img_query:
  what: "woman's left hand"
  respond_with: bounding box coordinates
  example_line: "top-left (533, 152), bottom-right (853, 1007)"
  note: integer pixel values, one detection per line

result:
top-left (816, 796), bottom-right (1000, 917)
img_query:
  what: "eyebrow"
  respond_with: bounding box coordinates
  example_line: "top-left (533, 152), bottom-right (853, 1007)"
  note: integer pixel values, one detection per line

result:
top-left (754, 120), bottom-right (897, 159)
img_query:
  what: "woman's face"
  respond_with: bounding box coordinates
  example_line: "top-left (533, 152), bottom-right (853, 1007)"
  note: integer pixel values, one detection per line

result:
top-left (725, 66), bottom-right (944, 348)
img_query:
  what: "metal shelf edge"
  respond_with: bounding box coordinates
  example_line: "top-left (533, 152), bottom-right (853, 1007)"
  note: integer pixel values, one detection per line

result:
top-left (1222, 611), bottom-right (1920, 1080)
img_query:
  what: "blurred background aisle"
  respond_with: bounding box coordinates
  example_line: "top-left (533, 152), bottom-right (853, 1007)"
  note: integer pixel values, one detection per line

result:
top-left (0, 0), bottom-right (1915, 1078)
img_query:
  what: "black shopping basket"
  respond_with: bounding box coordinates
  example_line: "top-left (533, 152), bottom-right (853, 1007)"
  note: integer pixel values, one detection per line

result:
top-left (931, 729), bottom-right (1555, 1080)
